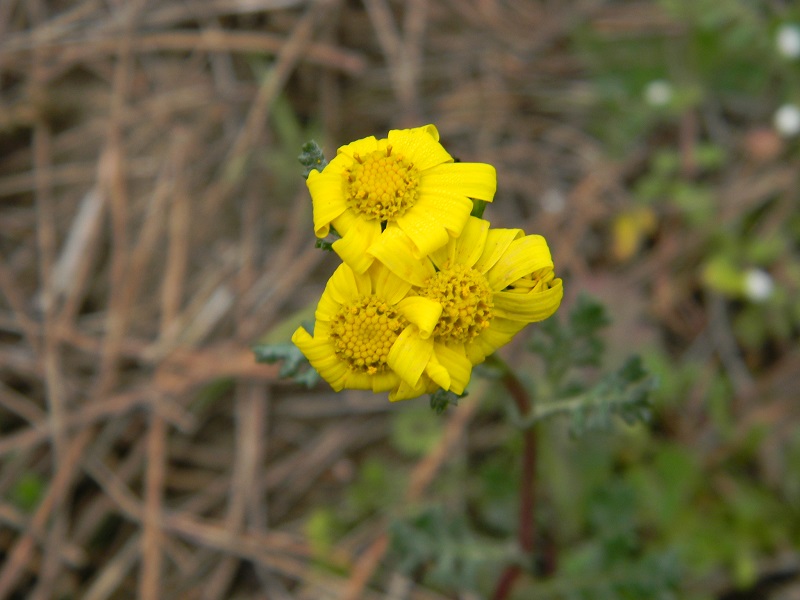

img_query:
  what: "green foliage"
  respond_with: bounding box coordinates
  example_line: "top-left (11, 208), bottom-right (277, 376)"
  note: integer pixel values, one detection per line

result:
top-left (252, 341), bottom-right (320, 387)
top-left (529, 294), bottom-right (611, 389)
top-left (633, 146), bottom-right (723, 227)
top-left (526, 295), bottom-right (657, 435)
top-left (391, 405), bottom-right (444, 457)
top-left (429, 388), bottom-right (463, 414)
top-left (573, 0), bottom-right (793, 151)
top-left (9, 472), bottom-right (45, 512)
top-left (346, 457), bottom-right (406, 516)
top-left (538, 549), bottom-right (682, 600)
top-left (533, 357), bottom-right (657, 436)
top-left (305, 507), bottom-right (342, 561)
top-left (472, 455), bottom-right (518, 535)
top-left (572, 0), bottom-right (800, 361)
top-left (625, 444), bottom-right (703, 532)
top-left (298, 140), bottom-right (328, 179)
top-left (388, 505), bottom-right (511, 591)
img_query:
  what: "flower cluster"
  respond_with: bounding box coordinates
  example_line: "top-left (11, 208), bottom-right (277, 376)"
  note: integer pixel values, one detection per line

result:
top-left (292, 125), bottom-right (563, 401)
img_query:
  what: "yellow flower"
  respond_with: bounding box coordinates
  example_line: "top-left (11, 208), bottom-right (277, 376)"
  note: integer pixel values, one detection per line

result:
top-left (291, 261), bottom-right (446, 402)
top-left (307, 124), bottom-right (497, 274)
top-left (374, 217), bottom-right (563, 396)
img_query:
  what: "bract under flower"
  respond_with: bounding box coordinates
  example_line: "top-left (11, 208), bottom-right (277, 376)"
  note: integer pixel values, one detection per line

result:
top-left (306, 124), bottom-right (497, 274)
top-left (291, 261), bottom-right (443, 401)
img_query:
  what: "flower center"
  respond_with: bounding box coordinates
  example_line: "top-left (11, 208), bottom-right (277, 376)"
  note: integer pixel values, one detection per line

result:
top-left (329, 295), bottom-right (407, 374)
top-left (346, 146), bottom-right (420, 221)
top-left (419, 263), bottom-right (494, 344)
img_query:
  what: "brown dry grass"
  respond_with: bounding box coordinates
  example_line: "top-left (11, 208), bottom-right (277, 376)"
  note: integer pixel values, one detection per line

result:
top-left (1, 1), bottom-right (798, 599)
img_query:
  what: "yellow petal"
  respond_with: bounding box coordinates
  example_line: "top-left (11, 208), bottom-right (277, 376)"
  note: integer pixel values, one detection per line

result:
top-left (409, 123), bottom-right (440, 141)
top-left (342, 371), bottom-right (374, 391)
top-left (414, 190), bottom-right (473, 236)
top-left (388, 125), bottom-right (452, 171)
top-left (396, 209), bottom-right (450, 259)
top-left (389, 378), bottom-right (430, 402)
top-left (492, 278), bottom-right (564, 322)
top-left (372, 262), bottom-right (413, 305)
top-left (428, 238), bottom-right (454, 271)
top-left (315, 291), bottom-right (341, 321)
top-left (336, 135), bottom-right (379, 160)
top-left (371, 371), bottom-right (400, 393)
top-left (307, 170), bottom-right (348, 238)
top-left (432, 343), bottom-right (473, 395)
top-left (332, 218), bottom-right (381, 273)
top-left (486, 235), bottom-right (553, 291)
top-left (464, 317), bottom-right (524, 365)
top-left (331, 206), bottom-right (359, 236)
top-left (387, 327), bottom-right (434, 387)
top-left (313, 319), bottom-right (331, 338)
top-left (473, 228), bottom-right (522, 274)
top-left (422, 162), bottom-right (497, 201)
top-left (395, 296), bottom-right (443, 338)
top-left (424, 352), bottom-right (451, 391)
top-left (453, 216), bottom-right (489, 268)
top-left (368, 225), bottom-right (436, 287)
top-left (352, 267), bottom-right (373, 296)
top-left (324, 263), bottom-right (361, 306)
top-left (291, 327), bottom-right (348, 390)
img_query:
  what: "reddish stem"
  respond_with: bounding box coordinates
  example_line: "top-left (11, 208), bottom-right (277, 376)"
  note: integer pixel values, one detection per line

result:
top-left (491, 368), bottom-right (537, 600)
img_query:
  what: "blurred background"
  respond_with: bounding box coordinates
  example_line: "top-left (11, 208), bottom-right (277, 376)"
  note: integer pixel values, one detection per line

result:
top-left (1, 1), bottom-right (799, 598)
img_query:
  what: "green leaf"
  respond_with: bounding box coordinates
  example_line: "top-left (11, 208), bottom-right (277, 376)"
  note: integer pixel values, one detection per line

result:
top-left (523, 356), bottom-right (658, 435)
top-left (252, 342), bottom-right (320, 387)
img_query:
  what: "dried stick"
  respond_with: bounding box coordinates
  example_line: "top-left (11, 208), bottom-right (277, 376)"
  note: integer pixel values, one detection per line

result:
top-left (0, 30), bottom-right (367, 75)
top-left (30, 22), bottom-right (70, 591)
top-left (362, 0), bottom-right (427, 122)
top-left (0, 429), bottom-right (93, 597)
top-left (202, 171), bottom-right (267, 598)
top-left (204, 0), bottom-right (334, 218)
top-left (83, 533), bottom-right (142, 600)
top-left (0, 257), bottom-right (40, 354)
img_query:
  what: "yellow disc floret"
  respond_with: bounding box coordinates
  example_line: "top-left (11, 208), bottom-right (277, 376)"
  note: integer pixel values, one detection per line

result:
top-left (346, 146), bottom-right (420, 222)
top-left (329, 295), bottom-right (407, 374)
top-left (420, 263), bottom-right (494, 343)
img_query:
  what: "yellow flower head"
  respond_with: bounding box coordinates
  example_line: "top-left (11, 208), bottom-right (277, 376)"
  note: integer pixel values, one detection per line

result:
top-left (291, 261), bottom-right (446, 402)
top-left (307, 125), bottom-right (497, 274)
top-left (373, 217), bottom-right (564, 396)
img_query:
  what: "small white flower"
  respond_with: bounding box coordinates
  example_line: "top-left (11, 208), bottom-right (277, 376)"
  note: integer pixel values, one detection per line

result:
top-left (776, 24), bottom-right (800, 59)
top-left (644, 80), bottom-right (673, 107)
top-left (540, 188), bottom-right (565, 214)
top-left (774, 104), bottom-right (800, 137)
top-left (743, 268), bottom-right (774, 303)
